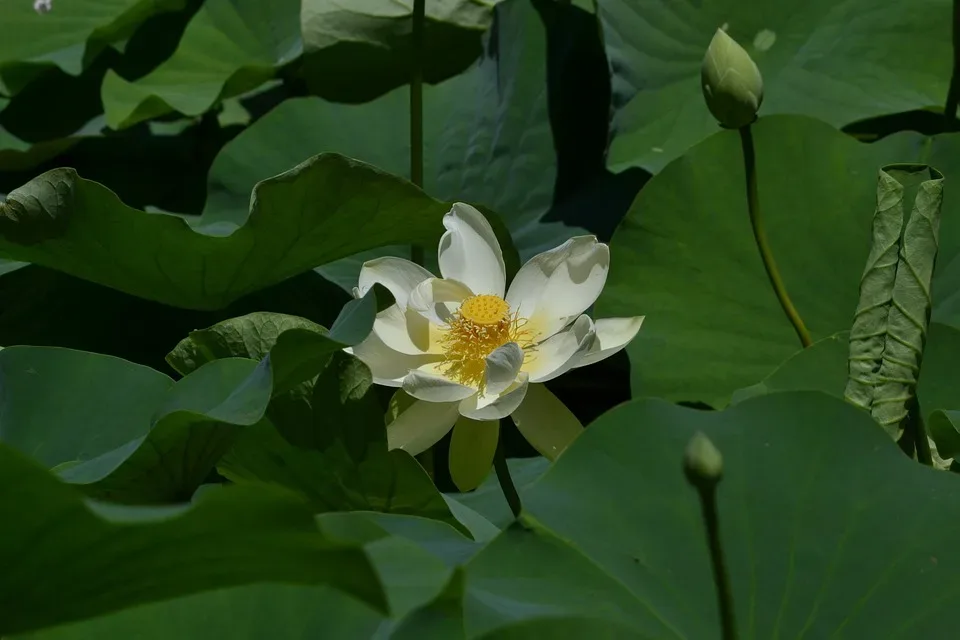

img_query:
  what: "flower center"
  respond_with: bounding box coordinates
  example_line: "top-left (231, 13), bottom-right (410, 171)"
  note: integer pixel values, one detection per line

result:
top-left (459, 294), bottom-right (510, 325)
top-left (438, 294), bottom-right (534, 391)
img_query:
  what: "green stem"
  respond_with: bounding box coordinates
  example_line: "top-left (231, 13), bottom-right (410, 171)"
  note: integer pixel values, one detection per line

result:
top-left (494, 426), bottom-right (522, 519)
top-left (911, 402), bottom-right (933, 467)
top-left (946, 0), bottom-right (960, 125)
top-left (696, 483), bottom-right (738, 640)
top-left (410, 0), bottom-right (426, 267)
top-left (739, 124), bottom-right (812, 349)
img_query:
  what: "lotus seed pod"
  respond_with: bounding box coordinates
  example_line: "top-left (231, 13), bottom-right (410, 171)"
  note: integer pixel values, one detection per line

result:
top-left (684, 431), bottom-right (723, 487)
top-left (701, 29), bottom-right (764, 129)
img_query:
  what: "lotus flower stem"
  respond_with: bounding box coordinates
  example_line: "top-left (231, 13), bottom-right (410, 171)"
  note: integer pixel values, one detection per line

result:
top-left (909, 403), bottom-right (934, 466)
top-left (494, 424), bottom-right (522, 519)
top-left (685, 433), bottom-right (737, 640)
top-left (738, 124), bottom-right (812, 349)
top-left (698, 481), bottom-right (737, 640)
top-left (410, 0), bottom-right (426, 267)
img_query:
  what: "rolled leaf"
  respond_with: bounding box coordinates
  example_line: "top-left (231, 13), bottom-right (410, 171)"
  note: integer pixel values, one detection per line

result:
top-left (844, 170), bottom-right (905, 412)
top-left (844, 164), bottom-right (944, 439)
top-left (872, 167), bottom-right (944, 435)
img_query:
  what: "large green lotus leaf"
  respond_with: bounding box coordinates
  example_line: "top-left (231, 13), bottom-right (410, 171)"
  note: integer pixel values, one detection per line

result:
top-left (444, 392), bottom-right (960, 637)
top-left (316, 511), bottom-right (482, 606)
top-left (219, 357), bottom-right (462, 530)
top-left (220, 419), bottom-right (462, 529)
top-left (0, 346), bottom-right (173, 468)
top-left (100, 0), bottom-right (302, 129)
top-left (18, 511), bottom-right (482, 639)
top-left (905, 132), bottom-right (960, 331)
top-left (0, 258), bottom-right (28, 277)
top-left (165, 293), bottom-right (376, 388)
top-left (730, 332), bottom-right (850, 405)
top-left (164, 309), bottom-right (459, 528)
top-left (312, 512), bottom-right (486, 636)
top-left (389, 569), bottom-right (468, 640)
top-left (595, 115), bottom-right (960, 407)
top-left (917, 323), bottom-right (960, 417)
top-left (0, 345), bottom-right (275, 502)
top-left (100, 0), bottom-right (509, 129)
top-left (730, 324), bottom-right (960, 420)
top-left (445, 457), bottom-right (549, 529)
top-left (166, 312), bottom-right (328, 376)
top-left (19, 391), bottom-right (960, 637)
top-left (53, 302), bottom-right (377, 503)
top-left (57, 357), bottom-right (272, 503)
top-left (300, 0), bottom-right (505, 103)
top-left (203, 0), bottom-right (582, 288)
top-left (0, 0), bottom-right (183, 95)
top-left (598, 0), bottom-right (951, 172)
top-left (729, 325), bottom-right (960, 462)
top-left (0, 154), bottom-right (449, 310)
top-left (16, 585), bottom-right (384, 640)
top-left (0, 443), bottom-right (386, 636)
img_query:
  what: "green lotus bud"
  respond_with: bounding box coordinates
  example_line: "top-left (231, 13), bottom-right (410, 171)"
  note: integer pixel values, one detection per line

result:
top-left (684, 431), bottom-right (723, 487)
top-left (701, 29), bottom-right (764, 129)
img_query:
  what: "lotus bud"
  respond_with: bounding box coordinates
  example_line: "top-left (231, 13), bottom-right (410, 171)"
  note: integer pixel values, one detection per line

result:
top-left (701, 29), bottom-right (763, 128)
top-left (684, 431), bottom-right (723, 488)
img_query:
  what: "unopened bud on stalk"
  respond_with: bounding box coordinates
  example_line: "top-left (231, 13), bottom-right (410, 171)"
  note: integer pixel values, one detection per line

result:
top-left (684, 431), bottom-right (723, 488)
top-left (701, 28), bottom-right (763, 128)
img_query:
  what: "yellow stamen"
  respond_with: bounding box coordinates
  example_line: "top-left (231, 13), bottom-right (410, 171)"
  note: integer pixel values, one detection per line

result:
top-left (438, 294), bottom-right (535, 391)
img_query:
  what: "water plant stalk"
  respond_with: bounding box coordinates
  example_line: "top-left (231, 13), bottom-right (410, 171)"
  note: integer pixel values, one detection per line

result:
top-left (410, 0), bottom-right (426, 267)
top-left (739, 124), bottom-right (812, 349)
top-left (685, 433), bottom-right (737, 640)
top-left (494, 424), bottom-right (522, 519)
top-left (697, 481), bottom-right (738, 640)
top-left (910, 402), bottom-right (934, 466)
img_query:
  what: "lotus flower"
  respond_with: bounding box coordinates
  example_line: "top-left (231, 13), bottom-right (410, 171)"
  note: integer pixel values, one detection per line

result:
top-left (348, 203), bottom-right (643, 490)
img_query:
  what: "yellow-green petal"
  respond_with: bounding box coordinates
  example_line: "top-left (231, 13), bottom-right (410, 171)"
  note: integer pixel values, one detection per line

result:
top-left (510, 383), bottom-right (582, 460)
top-left (448, 416), bottom-right (499, 491)
top-left (386, 398), bottom-right (459, 455)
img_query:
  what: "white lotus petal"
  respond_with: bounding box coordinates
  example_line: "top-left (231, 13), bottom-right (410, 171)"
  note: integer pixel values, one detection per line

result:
top-left (510, 383), bottom-right (582, 460)
top-left (459, 374), bottom-right (529, 421)
top-left (575, 316), bottom-right (645, 368)
top-left (403, 363), bottom-right (477, 402)
top-left (524, 315), bottom-right (596, 383)
top-left (386, 399), bottom-right (459, 455)
top-left (484, 342), bottom-right (524, 396)
top-left (348, 331), bottom-right (441, 387)
top-left (408, 277), bottom-right (473, 326)
top-left (448, 416), bottom-right (499, 491)
top-left (357, 257), bottom-right (434, 310)
top-left (372, 304), bottom-right (444, 355)
top-left (438, 203), bottom-right (506, 297)
top-left (506, 236), bottom-right (609, 341)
